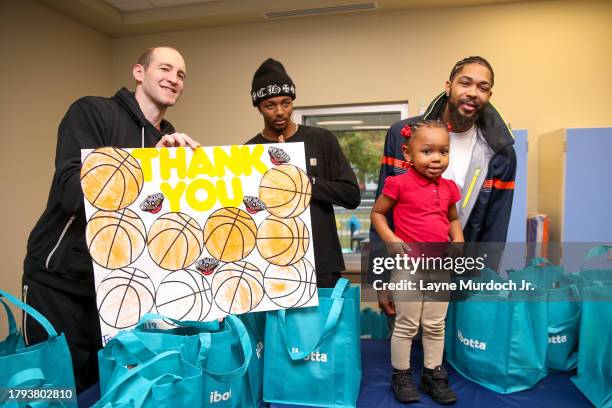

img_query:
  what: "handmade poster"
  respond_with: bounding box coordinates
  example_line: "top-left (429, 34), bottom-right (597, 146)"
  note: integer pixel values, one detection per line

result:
top-left (80, 143), bottom-right (318, 344)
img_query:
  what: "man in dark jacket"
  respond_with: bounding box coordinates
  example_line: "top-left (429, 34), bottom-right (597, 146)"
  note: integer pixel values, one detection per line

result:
top-left (22, 46), bottom-right (199, 392)
top-left (371, 56), bottom-right (516, 404)
top-left (245, 58), bottom-right (361, 288)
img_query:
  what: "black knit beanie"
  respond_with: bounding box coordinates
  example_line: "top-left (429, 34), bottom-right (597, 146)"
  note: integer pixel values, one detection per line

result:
top-left (251, 58), bottom-right (296, 107)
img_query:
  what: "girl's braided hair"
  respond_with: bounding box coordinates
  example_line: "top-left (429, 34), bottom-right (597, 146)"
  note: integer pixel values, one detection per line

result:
top-left (401, 119), bottom-right (449, 145)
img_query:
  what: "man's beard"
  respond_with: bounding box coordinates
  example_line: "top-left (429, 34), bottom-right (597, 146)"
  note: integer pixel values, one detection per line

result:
top-left (270, 120), bottom-right (288, 133)
top-left (447, 98), bottom-right (482, 131)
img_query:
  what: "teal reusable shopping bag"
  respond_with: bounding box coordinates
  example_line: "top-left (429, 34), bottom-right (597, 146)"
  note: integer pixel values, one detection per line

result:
top-left (98, 314), bottom-right (219, 394)
top-left (360, 307), bottom-right (389, 340)
top-left (571, 245), bottom-right (612, 408)
top-left (0, 297), bottom-right (19, 356)
top-left (444, 270), bottom-right (548, 393)
top-left (238, 312), bottom-right (265, 408)
top-left (98, 313), bottom-right (253, 408)
top-left (264, 278), bottom-right (361, 408)
top-left (570, 245), bottom-right (612, 292)
top-left (511, 258), bottom-right (581, 371)
top-left (0, 289), bottom-right (77, 408)
top-left (93, 350), bottom-right (203, 408)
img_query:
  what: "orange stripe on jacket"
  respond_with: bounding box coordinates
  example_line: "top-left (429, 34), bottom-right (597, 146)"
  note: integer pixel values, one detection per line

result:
top-left (381, 156), bottom-right (410, 170)
top-left (486, 179), bottom-right (515, 190)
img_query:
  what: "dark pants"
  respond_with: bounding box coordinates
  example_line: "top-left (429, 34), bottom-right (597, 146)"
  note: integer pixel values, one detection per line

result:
top-left (22, 276), bottom-right (102, 393)
top-left (317, 272), bottom-right (342, 288)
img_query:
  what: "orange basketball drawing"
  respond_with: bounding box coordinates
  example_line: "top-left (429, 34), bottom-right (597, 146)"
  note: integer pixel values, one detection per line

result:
top-left (264, 258), bottom-right (317, 308)
top-left (258, 164), bottom-right (311, 218)
top-left (203, 207), bottom-right (257, 262)
top-left (212, 261), bottom-right (264, 314)
top-left (81, 147), bottom-right (144, 211)
top-left (256, 215), bottom-right (310, 266)
top-left (148, 212), bottom-right (203, 271)
top-left (86, 208), bottom-right (147, 269)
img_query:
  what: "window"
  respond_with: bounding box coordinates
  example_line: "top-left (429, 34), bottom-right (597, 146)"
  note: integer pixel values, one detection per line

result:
top-left (293, 102), bottom-right (408, 264)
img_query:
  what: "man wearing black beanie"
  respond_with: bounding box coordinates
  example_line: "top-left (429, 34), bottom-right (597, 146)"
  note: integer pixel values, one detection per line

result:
top-left (245, 58), bottom-right (361, 288)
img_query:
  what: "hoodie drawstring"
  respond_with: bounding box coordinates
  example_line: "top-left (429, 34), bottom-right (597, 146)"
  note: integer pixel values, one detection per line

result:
top-left (141, 127), bottom-right (145, 148)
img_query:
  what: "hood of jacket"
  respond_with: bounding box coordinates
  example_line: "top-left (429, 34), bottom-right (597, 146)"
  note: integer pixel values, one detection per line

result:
top-left (423, 92), bottom-right (514, 154)
top-left (111, 87), bottom-right (174, 134)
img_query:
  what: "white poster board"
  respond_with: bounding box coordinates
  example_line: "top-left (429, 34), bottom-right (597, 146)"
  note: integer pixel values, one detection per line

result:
top-left (80, 143), bottom-right (318, 345)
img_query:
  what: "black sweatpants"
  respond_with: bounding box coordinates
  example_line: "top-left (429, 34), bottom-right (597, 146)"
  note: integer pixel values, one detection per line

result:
top-left (22, 276), bottom-right (102, 393)
top-left (317, 271), bottom-right (342, 288)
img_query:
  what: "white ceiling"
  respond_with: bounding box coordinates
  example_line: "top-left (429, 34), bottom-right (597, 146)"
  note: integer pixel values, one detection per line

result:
top-left (103, 0), bottom-right (221, 12)
top-left (38, 0), bottom-right (552, 38)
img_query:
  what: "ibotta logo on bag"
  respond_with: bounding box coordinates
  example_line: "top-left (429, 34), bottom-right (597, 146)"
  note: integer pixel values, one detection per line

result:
top-left (549, 335), bottom-right (567, 344)
top-left (210, 389), bottom-right (232, 404)
top-left (457, 330), bottom-right (487, 350)
top-left (291, 347), bottom-right (329, 363)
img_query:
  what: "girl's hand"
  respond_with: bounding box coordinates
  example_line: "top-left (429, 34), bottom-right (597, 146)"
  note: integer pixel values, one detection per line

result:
top-left (386, 236), bottom-right (411, 256)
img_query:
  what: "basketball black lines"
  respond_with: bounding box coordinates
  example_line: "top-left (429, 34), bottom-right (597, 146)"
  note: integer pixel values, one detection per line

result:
top-left (81, 147), bottom-right (143, 211)
top-left (204, 208), bottom-right (256, 262)
top-left (89, 152), bottom-right (134, 207)
top-left (259, 165), bottom-right (311, 218)
top-left (155, 269), bottom-right (212, 321)
top-left (86, 209), bottom-right (146, 269)
top-left (148, 212), bottom-right (203, 270)
top-left (212, 261), bottom-right (264, 314)
top-left (97, 267), bottom-right (155, 329)
top-left (256, 216), bottom-right (310, 266)
top-left (264, 259), bottom-right (317, 308)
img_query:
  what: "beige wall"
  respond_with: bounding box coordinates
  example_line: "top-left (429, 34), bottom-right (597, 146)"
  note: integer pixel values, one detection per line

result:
top-left (111, 0), bottom-right (612, 214)
top-left (0, 0), bottom-right (113, 334)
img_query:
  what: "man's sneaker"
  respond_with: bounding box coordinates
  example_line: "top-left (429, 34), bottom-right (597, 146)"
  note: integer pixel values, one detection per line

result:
top-left (420, 365), bottom-right (457, 404)
top-left (391, 368), bottom-right (420, 403)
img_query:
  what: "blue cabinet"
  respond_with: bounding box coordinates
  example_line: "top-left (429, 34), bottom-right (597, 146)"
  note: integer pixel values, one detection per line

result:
top-left (539, 127), bottom-right (612, 242)
top-left (506, 129), bottom-right (528, 242)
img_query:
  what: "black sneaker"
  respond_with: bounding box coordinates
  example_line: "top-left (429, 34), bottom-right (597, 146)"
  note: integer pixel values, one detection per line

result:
top-left (391, 368), bottom-right (420, 403)
top-left (420, 365), bottom-right (457, 404)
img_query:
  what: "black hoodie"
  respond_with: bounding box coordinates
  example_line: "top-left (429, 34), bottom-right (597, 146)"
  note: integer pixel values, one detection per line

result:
top-left (23, 88), bottom-right (175, 296)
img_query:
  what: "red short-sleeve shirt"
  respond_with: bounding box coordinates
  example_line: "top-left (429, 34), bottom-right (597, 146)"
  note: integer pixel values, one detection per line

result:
top-left (382, 169), bottom-right (461, 243)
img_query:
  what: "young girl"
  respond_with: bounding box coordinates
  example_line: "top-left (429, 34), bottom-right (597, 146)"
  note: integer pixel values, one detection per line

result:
top-left (371, 119), bottom-right (463, 404)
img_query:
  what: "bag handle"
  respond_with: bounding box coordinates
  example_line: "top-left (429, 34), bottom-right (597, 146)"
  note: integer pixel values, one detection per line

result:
top-left (197, 314), bottom-right (252, 383)
top-left (278, 278), bottom-right (349, 360)
top-left (106, 331), bottom-right (158, 365)
top-left (101, 351), bottom-right (184, 389)
top-left (106, 313), bottom-right (221, 366)
top-left (583, 245), bottom-right (612, 265)
top-left (578, 245), bottom-right (612, 276)
top-left (7, 368), bottom-right (45, 388)
top-left (0, 297), bottom-right (17, 340)
top-left (136, 313), bottom-right (252, 382)
top-left (0, 289), bottom-right (57, 338)
top-left (95, 350), bottom-right (186, 408)
top-left (6, 369), bottom-right (71, 408)
top-left (570, 281), bottom-right (580, 299)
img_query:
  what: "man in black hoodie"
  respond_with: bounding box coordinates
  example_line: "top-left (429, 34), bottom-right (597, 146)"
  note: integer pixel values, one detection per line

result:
top-left (22, 46), bottom-right (198, 392)
top-left (245, 58), bottom-right (361, 288)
